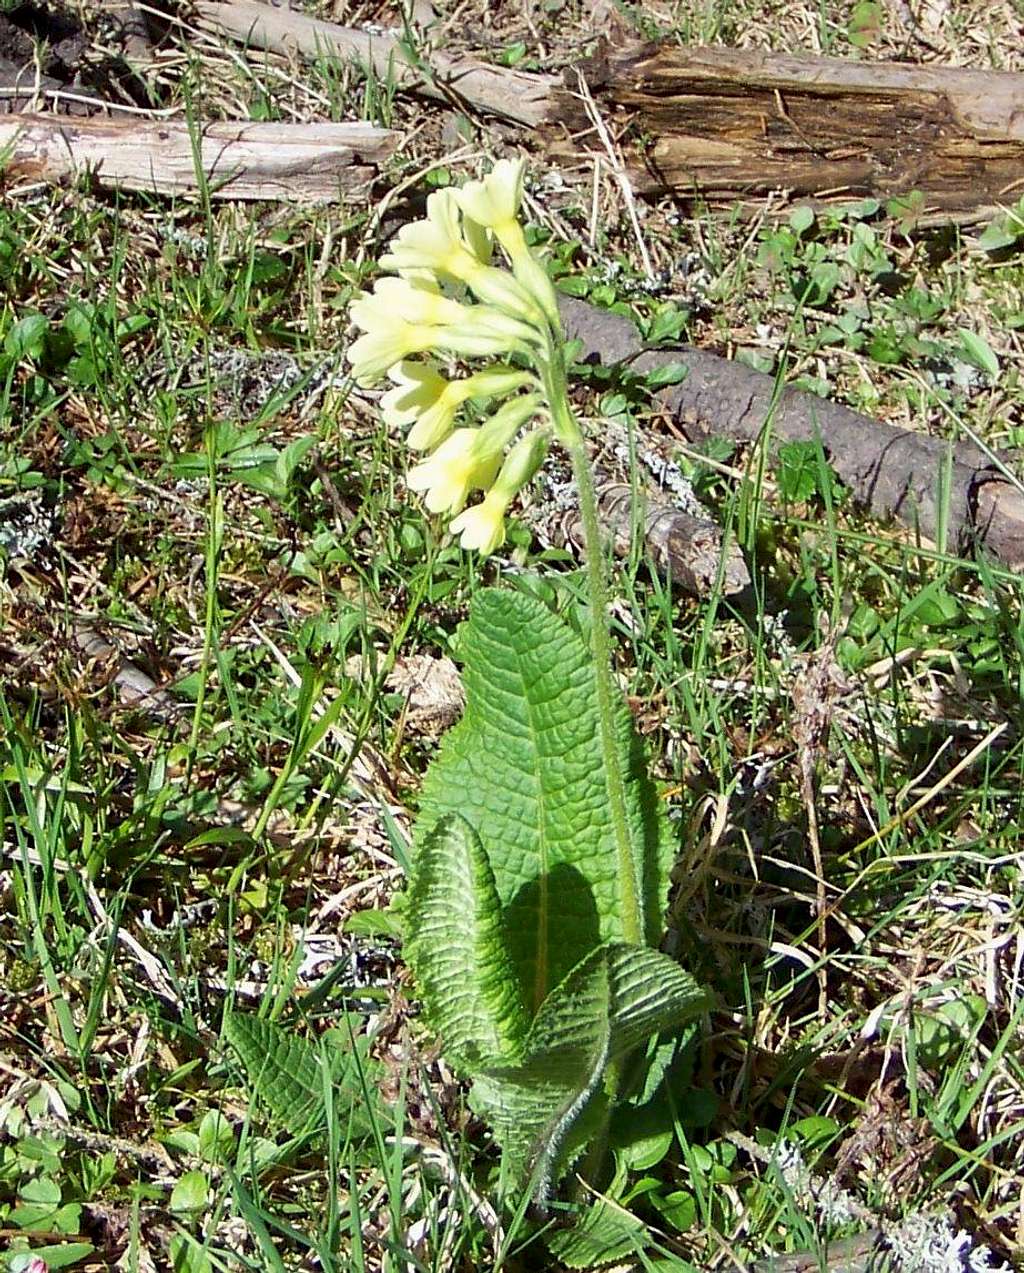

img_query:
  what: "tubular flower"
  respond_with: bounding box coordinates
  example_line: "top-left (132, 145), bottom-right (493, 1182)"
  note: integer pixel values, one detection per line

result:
top-left (351, 276), bottom-right (475, 331)
top-left (381, 189), bottom-right (543, 326)
top-left (449, 428), bottom-right (549, 556)
top-left (347, 319), bottom-right (442, 386)
top-left (347, 282), bottom-right (538, 385)
top-left (406, 394), bottom-right (541, 515)
top-left (348, 158), bottom-right (581, 555)
top-left (453, 158), bottom-right (560, 328)
top-left (447, 488), bottom-right (510, 556)
top-left (381, 361), bottom-right (453, 450)
top-left (453, 158), bottom-right (525, 234)
top-left (382, 362), bottom-right (535, 452)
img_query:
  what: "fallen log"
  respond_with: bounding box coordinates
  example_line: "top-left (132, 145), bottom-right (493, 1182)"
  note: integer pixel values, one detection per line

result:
top-left (584, 43), bottom-right (1024, 215)
top-left (195, 0), bottom-right (571, 129)
top-left (559, 297), bottom-right (1024, 570)
top-left (0, 114), bottom-right (398, 201)
top-left (193, 9), bottom-right (1024, 218)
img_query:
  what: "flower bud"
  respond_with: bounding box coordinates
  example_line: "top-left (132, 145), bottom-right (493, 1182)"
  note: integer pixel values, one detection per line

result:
top-left (491, 426), bottom-right (550, 501)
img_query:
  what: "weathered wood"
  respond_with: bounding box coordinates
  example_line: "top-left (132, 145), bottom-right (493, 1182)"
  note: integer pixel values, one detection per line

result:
top-left (588, 43), bottom-right (1024, 214)
top-left (195, 0), bottom-right (570, 129)
top-left (559, 297), bottom-right (1024, 570)
top-left (524, 424), bottom-right (751, 598)
top-left (0, 114), bottom-right (398, 201)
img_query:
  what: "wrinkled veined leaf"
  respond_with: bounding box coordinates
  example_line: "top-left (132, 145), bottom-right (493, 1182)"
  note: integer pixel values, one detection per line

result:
top-left (223, 1012), bottom-right (384, 1140)
top-left (471, 942), bottom-right (709, 1197)
top-left (406, 813), bottom-right (529, 1071)
top-left (545, 1197), bottom-right (649, 1268)
top-left (417, 589), bottom-right (672, 1014)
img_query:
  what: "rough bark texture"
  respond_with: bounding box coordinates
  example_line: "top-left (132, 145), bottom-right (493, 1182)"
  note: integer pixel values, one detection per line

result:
top-left (559, 297), bottom-right (1024, 569)
top-left (585, 42), bottom-right (1024, 214)
top-left (196, 0), bottom-right (572, 129)
top-left (0, 114), bottom-right (398, 201)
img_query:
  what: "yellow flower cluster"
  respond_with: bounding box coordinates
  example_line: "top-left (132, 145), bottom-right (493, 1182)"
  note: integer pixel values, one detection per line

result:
top-left (347, 159), bottom-right (565, 557)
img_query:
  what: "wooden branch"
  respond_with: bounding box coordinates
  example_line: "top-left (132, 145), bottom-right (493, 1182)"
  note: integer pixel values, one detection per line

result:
top-left (585, 42), bottom-right (1024, 214)
top-left (195, 0), bottom-right (571, 129)
top-left (0, 114), bottom-right (398, 201)
top-left (559, 297), bottom-right (1024, 570)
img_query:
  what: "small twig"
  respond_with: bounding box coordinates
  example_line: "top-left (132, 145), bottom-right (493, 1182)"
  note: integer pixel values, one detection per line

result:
top-left (0, 86), bottom-right (180, 115)
top-left (574, 69), bottom-right (655, 280)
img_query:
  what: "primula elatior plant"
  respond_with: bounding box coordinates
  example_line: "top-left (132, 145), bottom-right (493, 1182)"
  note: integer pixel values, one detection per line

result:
top-left (348, 159), bottom-right (708, 1209)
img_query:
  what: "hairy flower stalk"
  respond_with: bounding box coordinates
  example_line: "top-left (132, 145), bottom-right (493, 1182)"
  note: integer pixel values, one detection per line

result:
top-left (347, 157), bottom-right (643, 947)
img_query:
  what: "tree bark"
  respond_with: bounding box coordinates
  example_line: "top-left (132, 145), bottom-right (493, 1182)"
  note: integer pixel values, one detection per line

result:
top-left (559, 297), bottom-right (1024, 570)
top-left (0, 114), bottom-right (398, 201)
top-left (581, 43), bottom-right (1024, 215)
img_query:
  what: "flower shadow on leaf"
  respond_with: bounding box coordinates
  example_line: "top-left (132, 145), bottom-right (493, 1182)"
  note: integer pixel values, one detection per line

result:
top-left (505, 862), bottom-right (602, 1011)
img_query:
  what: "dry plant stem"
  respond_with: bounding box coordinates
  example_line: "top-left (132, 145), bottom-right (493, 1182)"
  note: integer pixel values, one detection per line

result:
top-left (798, 751), bottom-right (828, 1016)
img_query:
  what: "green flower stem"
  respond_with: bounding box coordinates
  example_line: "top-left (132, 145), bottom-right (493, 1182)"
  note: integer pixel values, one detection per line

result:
top-left (542, 339), bottom-right (644, 949)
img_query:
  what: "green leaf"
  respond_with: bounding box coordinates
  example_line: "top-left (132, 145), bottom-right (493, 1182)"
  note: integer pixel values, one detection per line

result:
top-left (886, 189), bottom-right (925, 234)
top-left (788, 205), bottom-right (815, 236)
top-left (643, 362), bottom-right (689, 389)
top-left (7, 1242), bottom-right (95, 1269)
top-left (649, 1187), bottom-right (696, 1231)
top-left (557, 275), bottom-right (590, 298)
top-left (223, 1012), bottom-right (384, 1140)
top-left (197, 1110), bottom-right (235, 1164)
top-left (847, 0), bottom-right (882, 47)
top-left (777, 440), bottom-right (833, 502)
top-left (471, 942), bottom-right (708, 1194)
top-left (956, 329), bottom-right (1000, 378)
top-left (19, 1178), bottom-right (60, 1205)
top-left (545, 1197), bottom-right (648, 1267)
top-left (4, 313), bottom-right (48, 359)
top-left (914, 586), bottom-right (962, 627)
top-left (645, 305), bottom-right (687, 344)
top-left (406, 814), bottom-right (529, 1071)
top-left (343, 907), bottom-right (404, 940)
top-left (416, 589), bottom-right (673, 1014)
top-left (978, 202), bottom-right (1024, 252)
top-left (169, 1170), bottom-right (209, 1215)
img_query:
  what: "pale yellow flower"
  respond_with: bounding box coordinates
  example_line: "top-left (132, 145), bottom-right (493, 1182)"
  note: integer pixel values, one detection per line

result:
top-left (381, 362), bottom-right (455, 451)
top-left (347, 320), bottom-right (439, 385)
top-left (453, 158), bottom-right (525, 235)
top-left (407, 430), bottom-right (494, 515)
top-left (448, 490), bottom-right (510, 556)
top-left (454, 158), bottom-right (560, 328)
top-left (381, 189), bottom-right (543, 326)
top-left (347, 282), bottom-right (539, 385)
top-left (351, 276), bottom-right (473, 332)
top-left (382, 361), bottom-right (535, 452)
top-left (406, 394), bottom-right (541, 515)
top-left (448, 427), bottom-right (549, 555)
top-left (461, 215), bottom-right (494, 267)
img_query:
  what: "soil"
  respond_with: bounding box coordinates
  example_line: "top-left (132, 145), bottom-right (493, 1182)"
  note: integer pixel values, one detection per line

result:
top-left (0, 0), bottom-right (154, 113)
